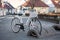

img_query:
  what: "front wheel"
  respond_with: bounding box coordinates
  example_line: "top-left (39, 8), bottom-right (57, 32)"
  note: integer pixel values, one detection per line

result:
top-left (27, 17), bottom-right (42, 37)
top-left (11, 17), bottom-right (20, 33)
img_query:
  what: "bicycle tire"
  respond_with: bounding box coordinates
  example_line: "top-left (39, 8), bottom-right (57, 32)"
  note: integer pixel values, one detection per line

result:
top-left (28, 17), bottom-right (42, 35)
top-left (11, 17), bottom-right (20, 33)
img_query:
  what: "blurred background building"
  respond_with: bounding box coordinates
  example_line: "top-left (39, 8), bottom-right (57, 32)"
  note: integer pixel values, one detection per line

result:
top-left (0, 0), bottom-right (60, 15)
top-left (0, 0), bottom-right (1, 6)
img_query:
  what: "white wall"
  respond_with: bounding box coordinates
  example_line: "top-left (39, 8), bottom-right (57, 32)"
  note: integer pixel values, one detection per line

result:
top-left (34, 7), bottom-right (49, 14)
top-left (55, 8), bottom-right (60, 13)
top-left (0, 8), bottom-right (6, 16)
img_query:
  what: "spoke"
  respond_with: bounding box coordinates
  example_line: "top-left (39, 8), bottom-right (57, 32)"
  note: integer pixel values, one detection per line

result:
top-left (29, 18), bottom-right (42, 35)
top-left (11, 18), bottom-right (20, 33)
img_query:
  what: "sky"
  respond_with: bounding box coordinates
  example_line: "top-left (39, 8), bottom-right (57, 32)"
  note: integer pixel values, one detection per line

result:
top-left (2, 0), bottom-right (26, 8)
top-left (2, 0), bottom-right (55, 8)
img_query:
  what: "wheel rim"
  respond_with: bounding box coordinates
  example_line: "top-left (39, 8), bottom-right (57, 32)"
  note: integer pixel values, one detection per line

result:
top-left (29, 18), bottom-right (42, 34)
top-left (11, 18), bottom-right (20, 33)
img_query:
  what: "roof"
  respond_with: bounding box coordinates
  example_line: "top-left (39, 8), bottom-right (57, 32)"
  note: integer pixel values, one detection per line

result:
top-left (3, 2), bottom-right (14, 9)
top-left (53, 0), bottom-right (60, 1)
top-left (22, 0), bottom-right (49, 7)
top-left (51, 0), bottom-right (60, 8)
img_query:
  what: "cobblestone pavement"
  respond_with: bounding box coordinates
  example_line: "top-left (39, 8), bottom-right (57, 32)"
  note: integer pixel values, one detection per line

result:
top-left (0, 15), bottom-right (60, 40)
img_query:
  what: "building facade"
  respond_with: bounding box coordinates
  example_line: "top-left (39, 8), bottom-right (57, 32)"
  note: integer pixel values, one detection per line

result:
top-left (22, 0), bottom-right (49, 14)
top-left (51, 0), bottom-right (60, 13)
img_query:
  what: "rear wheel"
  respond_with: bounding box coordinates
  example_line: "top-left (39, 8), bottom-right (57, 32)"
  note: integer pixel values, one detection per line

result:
top-left (11, 17), bottom-right (20, 33)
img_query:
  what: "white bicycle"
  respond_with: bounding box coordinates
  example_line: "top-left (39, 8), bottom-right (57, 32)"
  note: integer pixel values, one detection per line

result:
top-left (11, 9), bottom-right (42, 37)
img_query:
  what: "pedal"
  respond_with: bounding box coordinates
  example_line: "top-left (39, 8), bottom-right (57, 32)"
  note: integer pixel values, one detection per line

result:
top-left (16, 23), bottom-right (25, 31)
top-left (16, 24), bottom-right (21, 26)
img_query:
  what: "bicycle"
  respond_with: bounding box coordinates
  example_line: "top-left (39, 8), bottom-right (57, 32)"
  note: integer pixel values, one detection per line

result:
top-left (11, 8), bottom-right (42, 37)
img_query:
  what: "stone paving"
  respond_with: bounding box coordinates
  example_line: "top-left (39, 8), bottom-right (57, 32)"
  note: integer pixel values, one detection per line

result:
top-left (0, 15), bottom-right (60, 40)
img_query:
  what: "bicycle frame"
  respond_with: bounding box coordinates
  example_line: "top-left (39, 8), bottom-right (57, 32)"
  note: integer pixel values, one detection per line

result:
top-left (11, 8), bottom-right (43, 35)
top-left (14, 9), bottom-right (38, 27)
